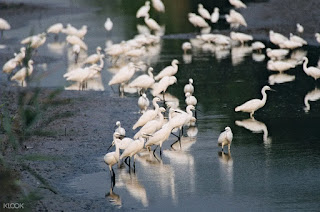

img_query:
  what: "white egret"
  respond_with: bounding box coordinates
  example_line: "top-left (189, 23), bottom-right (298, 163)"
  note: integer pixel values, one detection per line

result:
top-left (47, 23), bottom-right (63, 40)
top-left (61, 23), bottom-right (78, 35)
top-left (0, 18), bottom-right (10, 37)
top-left (134, 107), bottom-right (166, 139)
top-left (138, 93), bottom-right (150, 113)
top-left (182, 42), bottom-right (192, 54)
top-left (108, 62), bottom-right (137, 86)
top-left (266, 48), bottom-right (289, 60)
top-left (184, 78), bottom-right (194, 95)
top-left (104, 133), bottom-right (122, 179)
top-left (269, 30), bottom-right (288, 46)
top-left (144, 14), bottom-right (161, 31)
top-left (188, 13), bottom-right (209, 28)
top-left (115, 121), bottom-right (126, 138)
top-left (84, 46), bottom-right (102, 64)
top-left (21, 33), bottom-right (47, 49)
top-left (136, 1), bottom-right (150, 18)
top-left (2, 58), bottom-right (18, 74)
top-left (128, 67), bottom-right (155, 92)
top-left (154, 59), bottom-right (179, 81)
top-left (168, 105), bottom-right (196, 142)
top-left (66, 35), bottom-right (88, 50)
top-left (151, 0), bottom-right (165, 13)
top-left (104, 18), bottom-right (113, 32)
top-left (211, 7), bottom-right (220, 23)
top-left (226, 9), bottom-right (247, 28)
top-left (279, 39), bottom-right (303, 49)
top-left (198, 4), bottom-right (211, 20)
top-left (235, 85), bottom-right (274, 118)
top-left (152, 76), bottom-right (177, 97)
top-left (218, 126), bottom-right (233, 151)
top-left (11, 60), bottom-right (34, 85)
top-left (251, 41), bottom-right (265, 53)
top-left (229, 0), bottom-right (247, 9)
top-left (120, 136), bottom-right (146, 169)
top-left (289, 33), bottom-right (307, 45)
top-left (14, 47), bottom-right (26, 65)
top-left (132, 97), bottom-right (161, 130)
top-left (230, 32), bottom-right (253, 46)
top-left (302, 57), bottom-right (320, 80)
top-left (185, 92), bottom-right (197, 106)
top-left (64, 65), bottom-right (101, 90)
top-left (145, 123), bottom-right (173, 156)
top-left (74, 25), bottom-right (87, 39)
top-left (296, 23), bottom-right (304, 34)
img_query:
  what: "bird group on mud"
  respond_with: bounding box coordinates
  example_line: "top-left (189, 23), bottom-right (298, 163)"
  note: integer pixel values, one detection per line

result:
top-left (2, 0), bottom-right (320, 197)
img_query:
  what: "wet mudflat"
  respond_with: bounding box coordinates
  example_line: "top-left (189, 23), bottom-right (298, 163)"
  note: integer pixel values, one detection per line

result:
top-left (1, 0), bottom-right (320, 211)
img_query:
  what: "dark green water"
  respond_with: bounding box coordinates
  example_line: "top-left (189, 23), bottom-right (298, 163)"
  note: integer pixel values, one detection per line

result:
top-left (1, 0), bottom-right (320, 210)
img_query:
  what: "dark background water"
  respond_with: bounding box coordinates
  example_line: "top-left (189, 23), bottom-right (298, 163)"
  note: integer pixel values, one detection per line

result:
top-left (1, 0), bottom-right (320, 210)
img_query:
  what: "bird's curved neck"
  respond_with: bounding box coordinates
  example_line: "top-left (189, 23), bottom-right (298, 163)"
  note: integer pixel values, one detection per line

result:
top-left (172, 62), bottom-right (178, 70)
top-left (99, 56), bottom-right (104, 68)
top-left (148, 69), bottom-right (153, 78)
top-left (261, 89), bottom-right (268, 103)
top-left (152, 100), bottom-right (159, 110)
top-left (304, 98), bottom-right (310, 110)
top-left (186, 107), bottom-right (193, 115)
top-left (303, 58), bottom-right (308, 71)
top-left (158, 112), bottom-right (164, 122)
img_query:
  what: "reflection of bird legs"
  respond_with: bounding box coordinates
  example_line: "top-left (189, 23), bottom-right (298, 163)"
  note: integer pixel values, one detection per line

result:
top-left (109, 167), bottom-right (116, 188)
top-left (153, 145), bottom-right (164, 158)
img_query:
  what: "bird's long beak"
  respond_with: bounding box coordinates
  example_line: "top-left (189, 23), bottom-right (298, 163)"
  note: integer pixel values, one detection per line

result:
top-left (107, 144), bottom-right (113, 151)
top-left (195, 108), bottom-right (203, 113)
top-left (270, 89), bottom-right (276, 92)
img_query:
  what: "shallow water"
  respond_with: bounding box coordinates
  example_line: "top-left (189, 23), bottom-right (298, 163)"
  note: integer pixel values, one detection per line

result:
top-left (2, 0), bottom-right (320, 210)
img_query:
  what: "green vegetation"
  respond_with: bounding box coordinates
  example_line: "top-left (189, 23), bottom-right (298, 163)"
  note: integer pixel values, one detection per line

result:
top-left (0, 87), bottom-right (73, 207)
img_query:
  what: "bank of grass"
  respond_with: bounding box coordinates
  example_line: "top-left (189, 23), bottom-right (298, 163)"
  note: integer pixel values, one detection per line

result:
top-left (0, 86), bottom-right (75, 207)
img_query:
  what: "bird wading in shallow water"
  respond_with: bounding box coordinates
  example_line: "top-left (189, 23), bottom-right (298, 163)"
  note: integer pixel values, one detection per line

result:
top-left (235, 85), bottom-right (274, 118)
top-left (218, 126), bottom-right (233, 151)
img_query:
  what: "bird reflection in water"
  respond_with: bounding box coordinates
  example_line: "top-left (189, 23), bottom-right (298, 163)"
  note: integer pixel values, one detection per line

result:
top-left (268, 73), bottom-right (295, 85)
top-left (304, 87), bottom-right (320, 113)
top-left (183, 54), bottom-right (192, 64)
top-left (117, 168), bottom-right (149, 207)
top-left (235, 118), bottom-right (272, 148)
top-left (218, 150), bottom-right (233, 193)
top-left (231, 45), bottom-right (252, 66)
top-left (135, 150), bottom-right (177, 205)
top-left (105, 187), bottom-right (122, 208)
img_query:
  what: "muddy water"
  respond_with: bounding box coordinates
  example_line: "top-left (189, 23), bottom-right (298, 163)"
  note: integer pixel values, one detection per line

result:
top-left (2, 0), bottom-right (320, 211)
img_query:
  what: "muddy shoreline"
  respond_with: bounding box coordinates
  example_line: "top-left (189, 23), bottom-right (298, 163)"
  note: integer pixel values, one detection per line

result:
top-left (1, 84), bottom-right (139, 211)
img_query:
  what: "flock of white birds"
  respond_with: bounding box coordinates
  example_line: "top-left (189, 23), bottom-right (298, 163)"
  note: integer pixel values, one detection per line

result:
top-left (1, 0), bottom-right (320, 184)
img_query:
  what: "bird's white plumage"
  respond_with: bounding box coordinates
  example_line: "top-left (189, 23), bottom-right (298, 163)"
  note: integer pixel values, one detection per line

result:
top-left (235, 85), bottom-right (273, 118)
top-left (302, 57), bottom-right (320, 80)
top-left (154, 59), bottom-right (179, 81)
top-left (218, 126), bottom-right (233, 150)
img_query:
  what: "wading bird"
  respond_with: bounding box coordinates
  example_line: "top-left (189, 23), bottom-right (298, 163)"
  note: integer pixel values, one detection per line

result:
top-left (235, 85), bottom-right (274, 118)
top-left (218, 126), bottom-right (233, 151)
